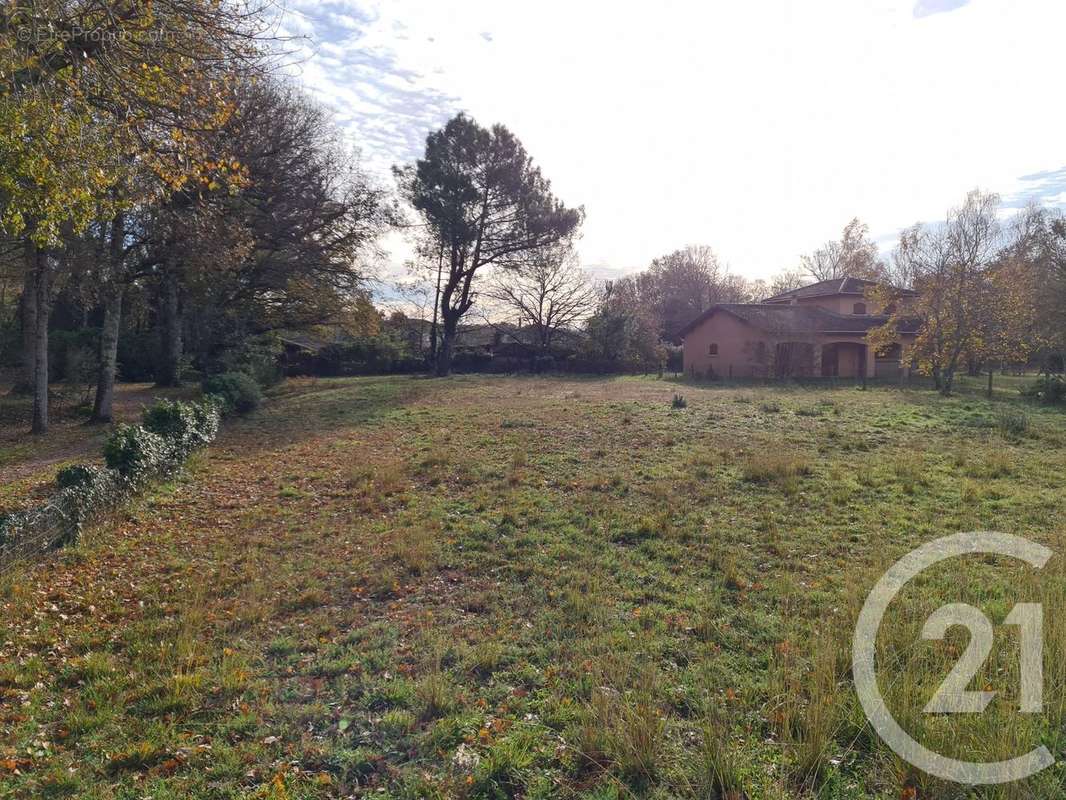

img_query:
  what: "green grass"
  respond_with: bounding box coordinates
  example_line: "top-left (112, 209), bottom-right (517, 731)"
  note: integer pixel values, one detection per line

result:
top-left (1, 375), bottom-right (1065, 798)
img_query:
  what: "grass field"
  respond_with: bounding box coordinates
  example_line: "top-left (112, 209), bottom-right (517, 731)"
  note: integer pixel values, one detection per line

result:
top-left (1, 375), bottom-right (1065, 799)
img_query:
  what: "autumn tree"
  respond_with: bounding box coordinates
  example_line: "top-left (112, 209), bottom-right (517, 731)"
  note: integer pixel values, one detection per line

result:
top-left (994, 204), bottom-right (1066, 370)
top-left (124, 79), bottom-right (391, 388)
top-left (397, 114), bottom-right (583, 376)
top-left (485, 246), bottom-right (595, 355)
top-left (868, 191), bottom-right (1003, 395)
top-left (1, 0), bottom-right (274, 431)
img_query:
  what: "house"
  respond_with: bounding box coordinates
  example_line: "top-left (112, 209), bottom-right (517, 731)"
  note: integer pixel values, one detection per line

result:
top-left (677, 277), bottom-right (919, 379)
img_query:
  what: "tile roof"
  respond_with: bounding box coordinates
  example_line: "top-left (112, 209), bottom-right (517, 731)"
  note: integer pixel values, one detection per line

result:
top-left (763, 276), bottom-right (917, 303)
top-left (677, 303), bottom-right (919, 339)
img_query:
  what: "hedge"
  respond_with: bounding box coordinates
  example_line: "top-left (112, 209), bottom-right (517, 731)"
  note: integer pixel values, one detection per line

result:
top-left (0, 397), bottom-right (224, 566)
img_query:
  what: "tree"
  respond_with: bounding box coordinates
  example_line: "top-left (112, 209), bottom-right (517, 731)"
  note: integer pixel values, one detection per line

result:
top-left (397, 114), bottom-right (583, 376)
top-left (800, 218), bottom-right (885, 282)
top-left (640, 245), bottom-right (732, 339)
top-left (485, 246), bottom-right (595, 355)
top-left (583, 278), bottom-right (662, 371)
top-left (1, 0), bottom-right (274, 431)
top-left (868, 191), bottom-right (1003, 395)
top-left (766, 269), bottom-right (806, 297)
top-left (123, 79), bottom-right (391, 388)
top-left (994, 204), bottom-right (1066, 370)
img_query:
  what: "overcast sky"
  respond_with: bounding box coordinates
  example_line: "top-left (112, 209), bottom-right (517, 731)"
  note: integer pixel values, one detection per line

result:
top-left (279, 0), bottom-right (1066, 288)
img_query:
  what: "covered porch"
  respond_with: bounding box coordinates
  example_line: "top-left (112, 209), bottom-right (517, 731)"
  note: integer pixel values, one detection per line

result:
top-left (818, 340), bottom-right (874, 379)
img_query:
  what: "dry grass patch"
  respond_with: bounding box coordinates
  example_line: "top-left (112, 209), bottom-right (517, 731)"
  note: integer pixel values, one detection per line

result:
top-left (389, 521), bottom-right (440, 576)
top-left (740, 451), bottom-right (811, 487)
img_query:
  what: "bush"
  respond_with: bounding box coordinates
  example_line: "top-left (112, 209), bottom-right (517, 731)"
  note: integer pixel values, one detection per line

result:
top-left (116, 329), bottom-right (159, 382)
top-left (103, 425), bottom-right (169, 476)
top-left (143, 398), bottom-right (222, 456)
top-left (49, 328), bottom-right (99, 383)
top-left (1021, 373), bottom-right (1066, 405)
top-left (202, 372), bottom-right (263, 414)
top-left (56, 464), bottom-right (103, 489)
top-left (214, 335), bottom-right (283, 387)
top-left (3, 397), bottom-right (225, 564)
top-left (312, 334), bottom-right (420, 376)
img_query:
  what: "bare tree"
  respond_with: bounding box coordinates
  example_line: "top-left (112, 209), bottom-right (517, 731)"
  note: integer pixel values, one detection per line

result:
top-left (766, 269), bottom-right (806, 297)
top-left (641, 245), bottom-right (753, 338)
top-left (486, 247), bottom-right (596, 354)
top-left (800, 218), bottom-right (885, 282)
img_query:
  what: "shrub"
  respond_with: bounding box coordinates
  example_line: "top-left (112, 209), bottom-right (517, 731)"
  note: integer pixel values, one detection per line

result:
top-left (313, 334), bottom-right (419, 376)
top-left (143, 398), bottom-right (221, 456)
top-left (3, 397), bottom-right (224, 564)
top-left (213, 334), bottom-right (283, 387)
top-left (56, 464), bottom-right (103, 489)
top-left (202, 372), bottom-right (262, 414)
top-left (671, 393), bottom-right (687, 409)
top-left (1021, 374), bottom-right (1065, 405)
top-left (103, 425), bottom-right (169, 476)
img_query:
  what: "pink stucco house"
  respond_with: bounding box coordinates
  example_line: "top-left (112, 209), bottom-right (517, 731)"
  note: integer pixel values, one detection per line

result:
top-left (678, 277), bottom-right (919, 379)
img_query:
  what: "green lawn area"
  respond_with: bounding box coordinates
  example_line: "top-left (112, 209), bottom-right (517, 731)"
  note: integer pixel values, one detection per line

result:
top-left (1, 375), bottom-right (1065, 799)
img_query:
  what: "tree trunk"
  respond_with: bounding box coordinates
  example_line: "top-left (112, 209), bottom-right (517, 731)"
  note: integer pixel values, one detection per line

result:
top-left (429, 245), bottom-right (443, 366)
top-left (29, 243), bottom-right (50, 434)
top-left (157, 267), bottom-right (182, 387)
top-left (940, 367), bottom-right (955, 396)
top-left (93, 213), bottom-right (126, 422)
top-left (92, 284), bottom-right (123, 422)
top-left (14, 280), bottom-right (36, 394)
top-left (435, 317), bottom-right (457, 377)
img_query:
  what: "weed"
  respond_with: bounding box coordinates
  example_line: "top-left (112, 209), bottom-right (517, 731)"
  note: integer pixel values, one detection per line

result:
top-left (695, 717), bottom-right (746, 799)
top-left (467, 639), bottom-right (505, 676)
top-left (671, 393), bottom-right (688, 409)
top-left (890, 451), bottom-right (925, 493)
top-left (996, 407), bottom-right (1029, 439)
top-left (740, 451), bottom-right (811, 486)
top-left (390, 523), bottom-right (439, 576)
top-left (379, 709), bottom-right (417, 736)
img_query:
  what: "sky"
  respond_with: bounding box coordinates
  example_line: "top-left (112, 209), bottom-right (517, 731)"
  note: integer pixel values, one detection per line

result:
top-left (277, 0), bottom-right (1066, 291)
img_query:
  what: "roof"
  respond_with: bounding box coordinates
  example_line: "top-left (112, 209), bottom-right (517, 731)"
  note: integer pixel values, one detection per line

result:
top-left (676, 303), bottom-right (919, 339)
top-left (278, 333), bottom-right (330, 353)
top-left (762, 276), bottom-right (917, 304)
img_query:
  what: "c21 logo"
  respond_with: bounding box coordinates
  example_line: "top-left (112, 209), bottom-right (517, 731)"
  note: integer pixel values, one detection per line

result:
top-left (852, 532), bottom-right (1054, 785)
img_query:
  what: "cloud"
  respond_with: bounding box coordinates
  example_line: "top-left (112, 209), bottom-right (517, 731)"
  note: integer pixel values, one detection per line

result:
top-left (279, 2), bottom-right (461, 181)
top-left (276, 0), bottom-right (1066, 291)
top-left (913, 0), bottom-right (970, 19)
top-left (1003, 166), bottom-right (1066, 210)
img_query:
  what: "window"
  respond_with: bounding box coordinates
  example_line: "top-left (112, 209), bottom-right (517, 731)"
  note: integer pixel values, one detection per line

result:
top-left (853, 302), bottom-right (867, 315)
top-left (708, 343), bottom-right (718, 356)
